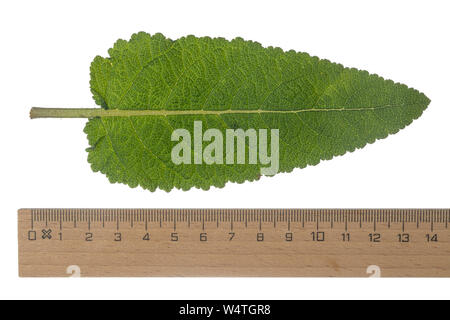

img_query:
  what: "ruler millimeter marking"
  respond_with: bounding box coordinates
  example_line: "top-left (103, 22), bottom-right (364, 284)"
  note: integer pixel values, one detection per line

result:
top-left (18, 209), bottom-right (450, 277)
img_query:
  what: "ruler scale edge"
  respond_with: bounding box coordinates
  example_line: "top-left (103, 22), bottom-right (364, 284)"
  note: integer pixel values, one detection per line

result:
top-left (18, 209), bottom-right (450, 277)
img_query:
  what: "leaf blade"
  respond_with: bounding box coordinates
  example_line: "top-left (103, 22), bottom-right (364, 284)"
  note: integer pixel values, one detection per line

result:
top-left (85, 32), bottom-right (429, 191)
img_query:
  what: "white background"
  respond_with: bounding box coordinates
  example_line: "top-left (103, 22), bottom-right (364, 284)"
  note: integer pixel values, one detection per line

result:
top-left (1, 0), bottom-right (449, 299)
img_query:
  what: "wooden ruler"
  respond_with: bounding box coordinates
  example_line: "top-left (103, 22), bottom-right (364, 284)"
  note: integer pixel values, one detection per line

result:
top-left (18, 209), bottom-right (450, 277)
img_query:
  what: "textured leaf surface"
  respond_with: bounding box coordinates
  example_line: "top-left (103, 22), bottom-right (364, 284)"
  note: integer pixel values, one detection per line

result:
top-left (85, 32), bottom-right (429, 191)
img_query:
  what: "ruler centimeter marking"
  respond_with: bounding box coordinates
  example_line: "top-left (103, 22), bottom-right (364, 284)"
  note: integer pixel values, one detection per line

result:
top-left (18, 209), bottom-right (450, 277)
top-left (25, 208), bottom-right (450, 229)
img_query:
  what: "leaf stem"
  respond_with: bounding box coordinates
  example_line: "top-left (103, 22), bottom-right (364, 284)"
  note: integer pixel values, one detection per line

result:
top-left (30, 107), bottom-right (106, 119)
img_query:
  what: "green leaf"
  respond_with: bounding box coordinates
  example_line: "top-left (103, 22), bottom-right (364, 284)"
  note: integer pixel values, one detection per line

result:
top-left (32, 32), bottom-right (430, 192)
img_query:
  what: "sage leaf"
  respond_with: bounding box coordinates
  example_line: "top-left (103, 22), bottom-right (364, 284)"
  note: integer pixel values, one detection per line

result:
top-left (31, 32), bottom-right (430, 191)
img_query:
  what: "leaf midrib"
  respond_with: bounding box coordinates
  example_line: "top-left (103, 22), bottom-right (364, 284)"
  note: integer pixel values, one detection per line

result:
top-left (30, 104), bottom-right (419, 119)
